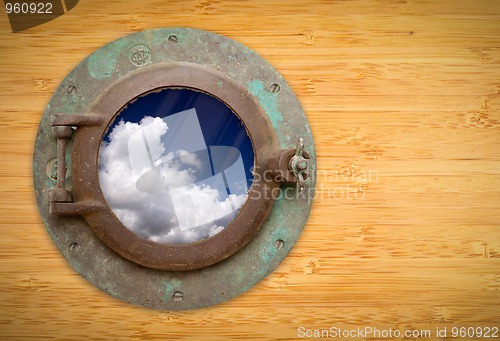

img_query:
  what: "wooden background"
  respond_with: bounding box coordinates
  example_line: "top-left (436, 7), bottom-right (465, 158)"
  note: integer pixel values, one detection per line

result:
top-left (1, 0), bottom-right (499, 340)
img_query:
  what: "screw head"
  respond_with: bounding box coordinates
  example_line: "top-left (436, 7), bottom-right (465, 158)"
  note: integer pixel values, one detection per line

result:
top-left (270, 83), bottom-right (280, 93)
top-left (274, 239), bottom-right (284, 250)
top-left (69, 242), bottom-right (80, 252)
top-left (173, 291), bottom-right (184, 302)
top-left (67, 86), bottom-right (77, 95)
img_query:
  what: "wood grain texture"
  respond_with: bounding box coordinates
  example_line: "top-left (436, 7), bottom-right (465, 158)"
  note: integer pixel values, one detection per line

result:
top-left (1, 0), bottom-right (499, 340)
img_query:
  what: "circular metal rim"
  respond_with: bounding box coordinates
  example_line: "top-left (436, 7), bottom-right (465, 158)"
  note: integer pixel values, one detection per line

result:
top-left (74, 62), bottom-right (281, 271)
top-left (33, 27), bottom-right (316, 310)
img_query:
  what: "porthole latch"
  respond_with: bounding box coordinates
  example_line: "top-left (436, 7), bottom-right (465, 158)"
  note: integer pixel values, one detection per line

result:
top-left (270, 137), bottom-right (311, 192)
top-left (289, 138), bottom-right (311, 192)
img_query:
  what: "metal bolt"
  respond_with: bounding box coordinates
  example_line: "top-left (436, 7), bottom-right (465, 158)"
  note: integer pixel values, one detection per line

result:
top-left (296, 159), bottom-right (308, 171)
top-left (168, 35), bottom-right (178, 43)
top-left (173, 291), bottom-right (184, 302)
top-left (274, 239), bottom-right (284, 250)
top-left (270, 83), bottom-right (280, 94)
top-left (69, 242), bottom-right (80, 252)
top-left (67, 86), bottom-right (77, 95)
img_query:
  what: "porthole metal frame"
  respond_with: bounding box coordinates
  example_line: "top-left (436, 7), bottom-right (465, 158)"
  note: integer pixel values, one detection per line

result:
top-left (33, 28), bottom-right (316, 310)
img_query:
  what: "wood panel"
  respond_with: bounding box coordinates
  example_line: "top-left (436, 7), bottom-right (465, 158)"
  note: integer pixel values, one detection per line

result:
top-left (1, 0), bottom-right (499, 339)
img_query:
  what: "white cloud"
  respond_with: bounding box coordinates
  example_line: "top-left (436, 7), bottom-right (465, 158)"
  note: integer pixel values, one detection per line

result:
top-left (98, 110), bottom-right (249, 244)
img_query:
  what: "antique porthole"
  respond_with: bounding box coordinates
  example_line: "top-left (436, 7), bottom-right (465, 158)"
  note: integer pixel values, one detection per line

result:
top-left (33, 28), bottom-right (316, 310)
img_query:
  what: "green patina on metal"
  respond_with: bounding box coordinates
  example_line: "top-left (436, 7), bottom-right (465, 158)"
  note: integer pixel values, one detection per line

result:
top-left (87, 47), bottom-right (117, 80)
top-left (33, 27), bottom-right (315, 311)
top-left (87, 34), bottom-right (136, 80)
top-left (162, 279), bottom-right (182, 301)
top-left (247, 80), bottom-right (284, 129)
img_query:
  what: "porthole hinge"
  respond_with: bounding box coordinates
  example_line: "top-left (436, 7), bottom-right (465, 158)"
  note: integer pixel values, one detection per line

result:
top-left (50, 201), bottom-right (105, 215)
top-left (49, 114), bottom-right (105, 215)
top-left (52, 114), bottom-right (105, 127)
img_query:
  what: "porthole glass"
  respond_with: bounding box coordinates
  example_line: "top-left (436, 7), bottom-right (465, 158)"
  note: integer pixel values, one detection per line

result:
top-left (98, 88), bottom-right (254, 244)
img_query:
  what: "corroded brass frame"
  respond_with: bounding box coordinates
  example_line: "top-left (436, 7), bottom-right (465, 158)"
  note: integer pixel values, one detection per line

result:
top-left (34, 28), bottom-right (316, 310)
top-left (51, 62), bottom-right (282, 271)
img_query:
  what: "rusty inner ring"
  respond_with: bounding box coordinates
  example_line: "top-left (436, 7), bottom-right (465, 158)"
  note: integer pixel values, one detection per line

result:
top-left (72, 62), bottom-right (281, 271)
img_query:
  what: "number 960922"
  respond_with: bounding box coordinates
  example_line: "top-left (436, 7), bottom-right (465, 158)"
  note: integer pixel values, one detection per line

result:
top-left (451, 326), bottom-right (499, 338)
top-left (5, 2), bottom-right (53, 14)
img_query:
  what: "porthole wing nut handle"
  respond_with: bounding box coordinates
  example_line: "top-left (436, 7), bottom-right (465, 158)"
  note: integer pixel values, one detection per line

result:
top-left (49, 114), bottom-right (105, 215)
top-left (271, 138), bottom-right (311, 192)
top-left (289, 138), bottom-right (311, 192)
